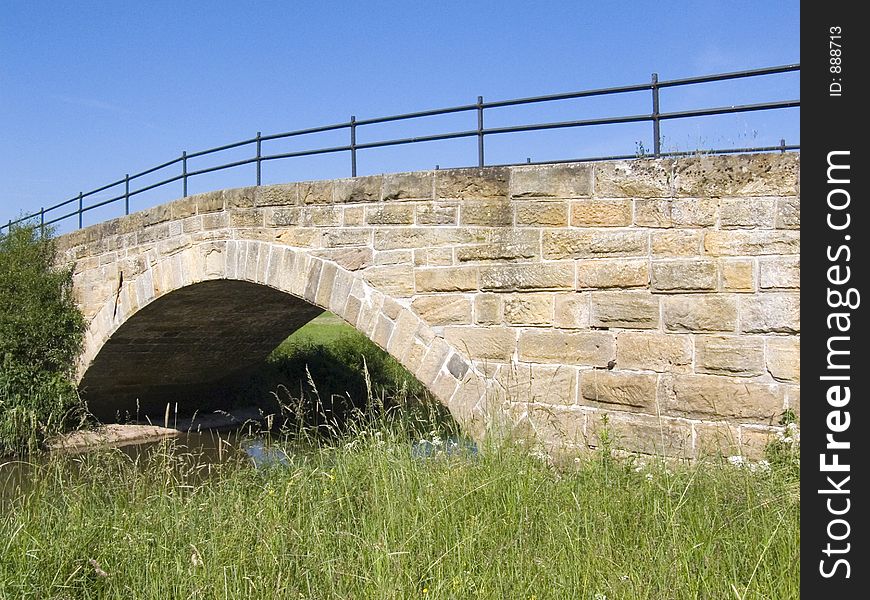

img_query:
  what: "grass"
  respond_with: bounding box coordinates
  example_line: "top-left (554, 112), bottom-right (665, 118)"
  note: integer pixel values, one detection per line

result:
top-left (0, 419), bottom-right (800, 599)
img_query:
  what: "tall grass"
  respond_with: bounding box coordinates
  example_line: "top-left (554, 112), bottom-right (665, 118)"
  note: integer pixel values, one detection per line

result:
top-left (0, 409), bottom-right (799, 600)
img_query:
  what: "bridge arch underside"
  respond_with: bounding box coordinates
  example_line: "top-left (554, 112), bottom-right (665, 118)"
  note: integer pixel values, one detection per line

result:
top-left (79, 280), bottom-right (323, 421)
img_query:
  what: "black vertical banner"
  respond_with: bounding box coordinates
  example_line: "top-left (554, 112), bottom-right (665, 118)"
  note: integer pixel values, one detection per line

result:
top-left (802, 4), bottom-right (866, 597)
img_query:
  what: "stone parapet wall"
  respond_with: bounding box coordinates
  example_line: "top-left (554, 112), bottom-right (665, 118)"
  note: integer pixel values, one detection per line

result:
top-left (60, 152), bottom-right (800, 459)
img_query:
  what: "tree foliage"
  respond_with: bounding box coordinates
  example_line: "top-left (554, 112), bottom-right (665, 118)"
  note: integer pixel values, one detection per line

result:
top-left (0, 225), bottom-right (86, 455)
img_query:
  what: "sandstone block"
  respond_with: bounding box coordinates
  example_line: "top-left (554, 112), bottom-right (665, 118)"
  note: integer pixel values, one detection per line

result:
top-left (720, 259), bottom-right (755, 292)
top-left (616, 332), bottom-right (692, 372)
top-left (766, 337), bottom-right (800, 383)
top-left (739, 293), bottom-right (800, 333)
top-left (590, 291), bottom-right (659, 329)
top-left (298, 181), bottom-right (333, 204)
top-left (267, 207), bottom-right (300, 227)
top-left (255, 183), bottom-right (297, 207)
top-left (576, 259), bottom-right (648, 289)
top-left (663, 295), bottom-right (737, 332)
top-left (775, 196), bottom-right (800, 229)
top-left (693, 422), bottom-right (741, 458)
top-left (514, 201), bottom-right (568, 226)
top-left (673, 153), bottom-right (799, 197)
top-left (704, 230), bottom-right (800, 256)
top-left (695, 335), bottom-right (765, 377)
top-left (517, 330), bottom-right (614, 366)
top-left (322, 228), bottom-right (370, 248)
top-left (667, 374), bottom-right (785, 421)
top-left (554, 292), bottom-right (591, 329)
top-left (460, 199), bottom-right (513, 226)
top-left (364, 265), bottom-right (415, 297)
top-left (503, 294), bottom-right (554, 325)
top-left (413, 248), bottom-right (453, 266)
top-left (738, 426), bottom-right (777, 460)
top-left (497, 364), bottom-right (578, 405)
top-left (586, 411), bottom-right (693, 458)
top-left (229, 209), bottom-right (264, 228)
top-left (412, 295), bottom-right (473, 326)
top-left (196, 191), bottom-right (224, 213)
top-left (480, 263), bottom-right (574, 291)
top-left (758, 257), bottom-right (800, 289)
top-left (343, 206), bottom-right (365, 226)
top-left (444, 326), bottom-right (515, 361)
top-left (456, 239), bottom-right (538, 263)
top-left (634, 198), bottom-right (718, 228)
top-left (437, 167), bottom-right (508, 199)
top-left (416, 201), bottom-right (458, 225)
top-left (303, 206), bottom-right (341, 227)
top-left (365, 204), bottom-right (415, 225)
top-left (510, 163), bottom-right (593, 198)
top-left (719, 197), bottom-right (776, 229)
top-left (570, 199), bottom-right (632, 227)
top-left (415, 267), bottom-right (478, 292)
top-left (581, 371), bottom-right (658, 410)
top-left (651, 230), bottom-right (701, 257)
top-left (542, 230), bottom-right (647, 260)
top-left (382, 171), bottom-right (433, 200)
top-left (313, 247), bottom-right (372, 271)
top-left (334, 176), bottom-right (382, 203)
top-left (594, 159), bottom-right (672, 198)
top-left (651, 260), bottom-right (717, 292)
top-left (474, 293), bottom-right (502, 324)
top-left (169, 197), bottom-right (198, 220)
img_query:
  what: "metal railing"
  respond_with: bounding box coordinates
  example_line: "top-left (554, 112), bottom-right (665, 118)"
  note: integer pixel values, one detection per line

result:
top-left (1, 63), bottom-right (799, 234)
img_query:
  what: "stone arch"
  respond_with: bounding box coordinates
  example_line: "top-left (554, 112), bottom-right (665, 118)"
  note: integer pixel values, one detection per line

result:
top-left (77, 237), bottom-right (490, 437)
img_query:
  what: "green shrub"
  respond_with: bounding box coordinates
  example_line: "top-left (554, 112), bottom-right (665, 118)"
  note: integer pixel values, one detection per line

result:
top-left (0, 224), bottom-right (86, 455)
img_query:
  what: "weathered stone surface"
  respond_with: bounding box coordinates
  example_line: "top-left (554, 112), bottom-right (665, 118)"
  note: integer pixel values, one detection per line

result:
top-left (255, 183), bottom-right (297, 207)
top-left (594, 159), bottom-right (672, 198)
top-left (517, 330), bottom-right (614, 366)
top-left (695, 335), bottom-right (765, 377)
top-left (343, 206), bottom-right (365, 226)
top-left (719, 197), bottom-right (777, 229)
top-left (365, 204), bottom-right (415, 225)
top-left (510, 163), bottom-right (592, 198)
top-left (460, 199), bottom-right (513, 226)
top-left (554, 292), bottom-right (590, 329)
top-left (704, 230), bottom-right (800, 256)
top-left (229, 209), bottom-right (264, 228)
top-left (444, 327), bottom-right (515, 361)
top-left (758, 257), bottom-right (800, 289)
top-left (474, 293), bottom-right (502, 324)
top-left (514, 201), bottom-right (568, 226)
top-left (543, 230), bottom-right (648, 260)
top-left (776, 196), bottom-right (800, 229)
top-left (720, 259), bottom-right (755, 292)
top-left (693, 422), bottom-right (741, 457)
top-left (437, 167), bottom-right (508, 199)
top-left (585, 410), bottom-right (693, 458)
top-left (651, 260), bottom-right (717, 292)
top-left (298, 180), bottom-right (333, 204)
top-left (634, 198), bottom-right (717, 228)
top-left (576, 259), bottom-right (648, 289)
top-left (302, 206), bottom-right (341, 227)
top-left (581, 371), bottom-right (658, 410)
top-left (590, 291), bottom-right (659, 329)
top-left (382, 172), bottom-right (433, 200)
top-left (416, 201), bottom-right (458, 225)
top-left (651, 230), bottom-right (701, 256)
top-left (616, 332), bottom-right (692, 373)
top-left (455, 233), bottom-right (538, 262)
top-left (663, 296), bottom-right (737, 332)
top-left (667, 374), bottom-right (785, 421)
top-left (739, 293), bottom-right (800, 333)
top-left (363, 265), bottom-right (415, 297)
top-left (411, 295), bottom-right (472, 326)
top-left (413, 248), bottom-right (453, 266)
top-left (496, 364), bottom-right (577, 405)
top-left (673, 153), bottom-right (799, 197)
top-left (503, 294), bottom-right (553, 325)
top-left (266, 207), bottom-right (301, 227)
top-left (766, 337), bottom-right (800, 383)
top-left (313, 247), bottom-right (373, 271)
top-left (415, 267), bottom-right (478, 292)
top-left (570, 199), bottom-right (632, 227)
top-left (334, 176), bottom-right (382, 203)
top-left (480, 263), bottom-right (573, 291)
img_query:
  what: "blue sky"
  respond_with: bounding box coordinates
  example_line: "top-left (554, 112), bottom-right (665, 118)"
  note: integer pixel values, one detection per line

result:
top-left (0, 1), bottom-right (799, 231)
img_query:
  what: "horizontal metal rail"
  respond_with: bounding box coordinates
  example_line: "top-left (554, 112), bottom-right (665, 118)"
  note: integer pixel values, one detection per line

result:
top-left (2, 63), bottom-right (799, 234)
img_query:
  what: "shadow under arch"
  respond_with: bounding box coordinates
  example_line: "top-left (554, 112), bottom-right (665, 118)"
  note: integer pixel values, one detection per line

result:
top-left (75, 239), bottom-right (490, 436)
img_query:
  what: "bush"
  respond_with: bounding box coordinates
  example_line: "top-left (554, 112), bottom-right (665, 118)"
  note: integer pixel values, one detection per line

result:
top-left (0, 225), bottom-right (86, 455)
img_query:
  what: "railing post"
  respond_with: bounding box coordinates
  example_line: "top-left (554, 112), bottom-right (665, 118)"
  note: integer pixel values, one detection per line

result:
top-left (125, 174), bottom-right (130, 215)
top-left (780, 138), bottom-right (786, 153)
top-left (78, 192), bottom-right (83, 229)
top-left (182, 151), bottom-right (188, 197)
top-left (256, 132), bottom-right (262, 186)
top-left (39, 207), bottom-right (45, 236)
top-left (350, 116), bottom-right (357, 177)
top-left (477, 96), bottom-right (485, 167)
top-left (651, 73), bottom-right (661, 158)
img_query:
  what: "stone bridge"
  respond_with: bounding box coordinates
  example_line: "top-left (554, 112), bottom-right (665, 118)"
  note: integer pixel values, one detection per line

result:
top-left (57, 153), bottom-right (800, 458)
